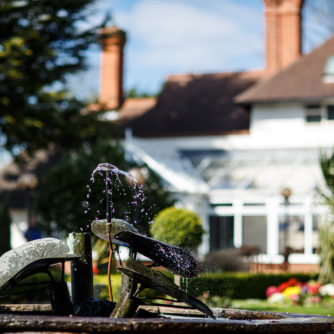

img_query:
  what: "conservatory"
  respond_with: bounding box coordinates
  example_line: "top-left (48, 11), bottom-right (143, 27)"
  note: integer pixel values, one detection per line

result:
top-left (125, 137), bottom-right (327, 268)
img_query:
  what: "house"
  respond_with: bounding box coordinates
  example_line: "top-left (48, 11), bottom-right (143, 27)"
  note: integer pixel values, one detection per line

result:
top-left (97, 0), bottom-right (334, 271)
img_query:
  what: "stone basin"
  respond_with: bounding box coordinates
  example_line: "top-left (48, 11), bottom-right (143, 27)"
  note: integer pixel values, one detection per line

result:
top-left (0, 304), bottom-right (333, 333)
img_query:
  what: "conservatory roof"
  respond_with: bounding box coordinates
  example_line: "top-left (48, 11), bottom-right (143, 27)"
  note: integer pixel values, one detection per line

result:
top-left (125, 140), bottom-right (325, 196)
top-left (182, 148), bottom-right (325, 195)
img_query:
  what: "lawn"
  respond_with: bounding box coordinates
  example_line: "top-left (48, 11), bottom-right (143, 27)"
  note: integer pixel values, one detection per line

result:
top-left (232, 299), bottom-right (334, 316)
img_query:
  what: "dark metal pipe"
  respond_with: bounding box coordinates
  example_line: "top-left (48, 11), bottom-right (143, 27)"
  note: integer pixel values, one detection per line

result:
top-left (70, 232), bottom-right (93, 306)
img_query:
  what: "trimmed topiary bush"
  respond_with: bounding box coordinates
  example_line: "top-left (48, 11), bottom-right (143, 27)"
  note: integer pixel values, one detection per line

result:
top-left (150, 207), bottom-right (204, 251)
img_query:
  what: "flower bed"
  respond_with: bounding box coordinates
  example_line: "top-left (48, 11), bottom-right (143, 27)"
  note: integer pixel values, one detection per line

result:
top-left (266, 278), bottom-right (334, 306)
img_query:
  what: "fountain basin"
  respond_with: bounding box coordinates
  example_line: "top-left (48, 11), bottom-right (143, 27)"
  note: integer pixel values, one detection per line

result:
top-left (0, 304), bottom-right (333, 333)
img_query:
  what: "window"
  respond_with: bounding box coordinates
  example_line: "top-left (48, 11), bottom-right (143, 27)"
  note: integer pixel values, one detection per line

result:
top-left (323, 55), bottom-right (334, 83)
top-left (305, 105), bottom-right (321, 123)
top-left (209, 216), bottom-right (234, 251)
top-left (327, 105), bottom-right (334, 120)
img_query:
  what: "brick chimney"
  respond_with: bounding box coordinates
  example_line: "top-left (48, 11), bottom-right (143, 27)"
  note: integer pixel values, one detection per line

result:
top-left (264, 0), bottom-right (304, 76)
top-left (99, 26), bottom-right (126, 109)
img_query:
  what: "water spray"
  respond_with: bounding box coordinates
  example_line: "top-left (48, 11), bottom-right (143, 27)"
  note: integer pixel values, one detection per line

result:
top-left (99, 164), bottom-right (114, 302)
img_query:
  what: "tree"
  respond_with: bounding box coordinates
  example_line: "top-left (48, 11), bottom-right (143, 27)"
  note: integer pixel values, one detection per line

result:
top-left (150, 207), bottom-right (204, 251)
top-left (125, 87), bottom-right (160, 99)
top-left (35, 140), bottom-right (174, 236)
top-left (0, 0), bottom-right (110, 157)
top-left (318, 151), bottom-right (334, 283)
top-left (0, 199), bottom-right (11, 254)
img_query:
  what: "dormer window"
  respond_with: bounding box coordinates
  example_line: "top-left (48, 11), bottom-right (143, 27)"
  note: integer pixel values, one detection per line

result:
top-left (323, 55), bottom-right (334, 83)
top-left (305, 105), bottom-right (321, 123)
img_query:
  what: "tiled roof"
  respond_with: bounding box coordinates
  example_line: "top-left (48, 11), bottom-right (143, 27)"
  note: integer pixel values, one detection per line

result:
top-left (236, 34), bottom-right (334, 103)
top-left (119, 97), bottom-right (157, 121)
top-left (120, 71), bottom-right (262, 137)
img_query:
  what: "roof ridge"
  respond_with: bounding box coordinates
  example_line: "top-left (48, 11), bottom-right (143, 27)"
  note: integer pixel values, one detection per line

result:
top-left (236, 33), bottom-right (334, 103)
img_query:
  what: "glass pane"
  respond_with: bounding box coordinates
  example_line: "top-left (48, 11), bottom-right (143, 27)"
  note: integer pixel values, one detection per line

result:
top-left (279, 215), bottom-right (304, 254)
top-left (306, 114), bottom-right (321, 122)
top-left (209, 216), bottom-right (234, 251)
top-left (305, 106), bottom-right (321, 123)
top-left (327, 105), bottom-right (334, 120)
top-left (242, 216), bottom-right (267, 253)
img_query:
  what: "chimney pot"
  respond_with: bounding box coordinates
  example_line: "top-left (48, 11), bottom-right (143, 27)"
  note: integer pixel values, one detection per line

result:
top-left (99, 26), bottom-right (126, 110)
top-left (264, 0), bottom-right (304, 76)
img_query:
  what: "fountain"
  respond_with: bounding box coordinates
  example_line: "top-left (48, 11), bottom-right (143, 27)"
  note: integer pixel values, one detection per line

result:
top-left (0, 162), bottom-right (333, 333)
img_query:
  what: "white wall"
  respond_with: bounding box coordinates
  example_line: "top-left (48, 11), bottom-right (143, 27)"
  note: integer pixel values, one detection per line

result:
top-left (250, 102), bottom-right (334, 149)
top-left (128, 102), bottom-right (334, 155)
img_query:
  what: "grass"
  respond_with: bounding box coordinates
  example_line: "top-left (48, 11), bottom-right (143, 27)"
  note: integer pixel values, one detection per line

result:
top-left (94, 273), bottom-right (122, 301)
top-left (231, 299), bottom-right (334, 316)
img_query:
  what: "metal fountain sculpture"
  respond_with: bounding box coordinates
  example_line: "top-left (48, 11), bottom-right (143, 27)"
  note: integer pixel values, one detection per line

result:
top-left (0, 163), bottom-right (214, 319)
top-left (91, 163), bottom-right (214, 319)
top-left (0, 163), bottom-right (334, 333)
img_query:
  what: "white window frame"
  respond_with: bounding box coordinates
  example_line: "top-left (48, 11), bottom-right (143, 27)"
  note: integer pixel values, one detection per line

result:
top-left (304, 104), bottom-right (334, 124)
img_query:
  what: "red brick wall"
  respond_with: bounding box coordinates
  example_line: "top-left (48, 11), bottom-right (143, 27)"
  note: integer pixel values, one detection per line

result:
top-left (99, 27), bottom-right (126, 110)
top-left (264, 0), bottom-right (304, 76)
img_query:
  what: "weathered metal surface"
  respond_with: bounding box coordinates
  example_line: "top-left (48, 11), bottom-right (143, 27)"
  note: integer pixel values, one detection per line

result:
top-left (140, 305), bottom-right (285, 319)
top-left (111, 266), bottom-right (139, 318)
top-left (69, 232), bottom-right (94, 306)
top-left (91, 219), bottom-right (139, 247)
top-left (114, 231), bottom-right (198, 277)
top-left (0, 304), bottom-right (52, 314)
top-left (117, 260), bottom-right (215, 319)
top-left (111, 294), bottom-right (140, 318)
top-left (0, 312), bottom-right (333, 333)
top-left (0, 238), bottom-right (78, 293)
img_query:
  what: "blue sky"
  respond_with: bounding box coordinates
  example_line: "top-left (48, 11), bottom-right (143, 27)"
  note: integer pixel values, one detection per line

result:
top-left (68, 0), bottom-right (331, 100)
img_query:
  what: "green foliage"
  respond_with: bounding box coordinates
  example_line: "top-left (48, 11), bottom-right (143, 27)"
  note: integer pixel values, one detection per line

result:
top-left (184, 272), bottom-right (318, 300)
top-left (318, 221), bottom-right (334, 283)
top-left (0, 0), bottom-right (111, 157)
top-left (125, 87), bottom-right (161, 98)
top-left (0, 270), bottom-right (61, 304)
top-left (94, 273), bottom-right (122, 301)
top-left (35, 140), bottom-right (174, 235)
top-left (150, 207), bottom-right (204, 250)
top-left (0, 199), bottom-right (11, 255)
top-left (318, 151), bottom-right (334, 283)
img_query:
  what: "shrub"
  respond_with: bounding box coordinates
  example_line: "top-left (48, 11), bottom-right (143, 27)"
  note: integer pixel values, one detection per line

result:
top-left (198, 249), bottom-right (249, 272)
top-left (183, 272), bottom-right (318, 299)
top-left (150, 207), bottom-right (204, 251)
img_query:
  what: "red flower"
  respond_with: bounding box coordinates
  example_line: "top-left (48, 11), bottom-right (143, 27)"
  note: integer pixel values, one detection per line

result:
top-left (278, 278), bottom-right (301, 292)
top-left (266, 286), bottom-right (279, 297)
top-left (92, 264), bottom-right (99, 275)
top-left (308, 283), bottom-right (321, 295)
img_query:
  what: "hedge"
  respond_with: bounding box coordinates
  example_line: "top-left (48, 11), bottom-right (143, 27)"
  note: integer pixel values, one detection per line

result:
top-left (182, 272), bottom-right (319, 299)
